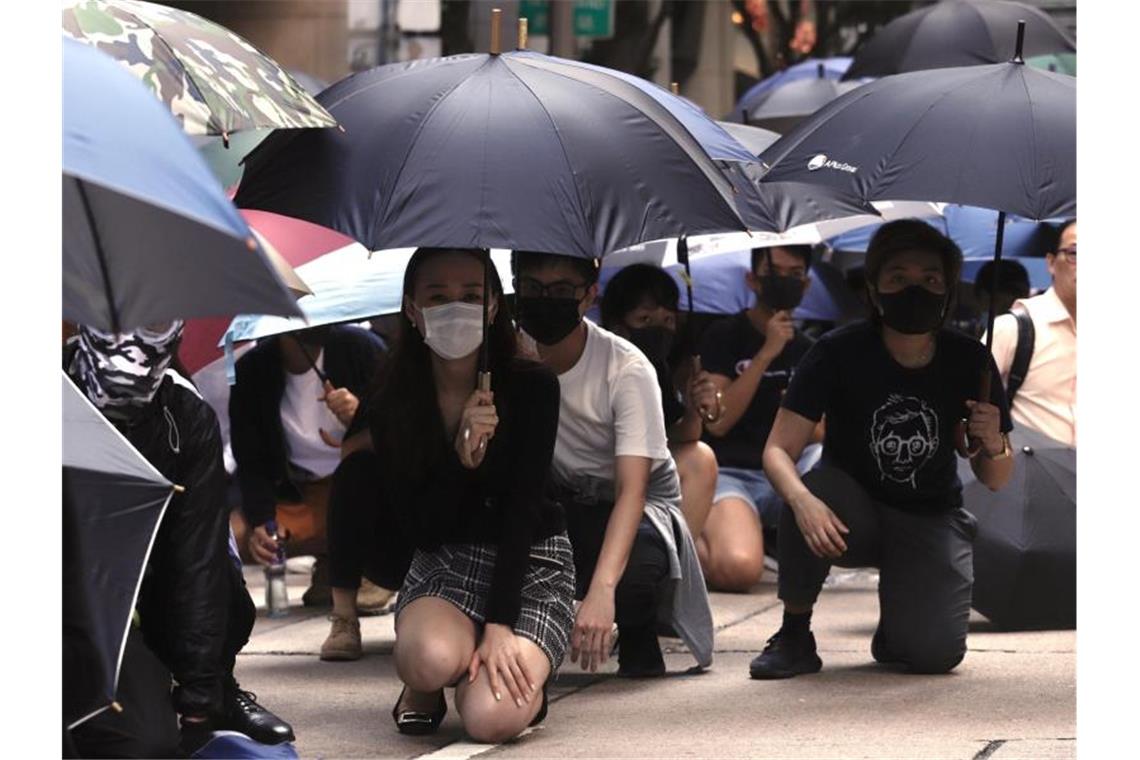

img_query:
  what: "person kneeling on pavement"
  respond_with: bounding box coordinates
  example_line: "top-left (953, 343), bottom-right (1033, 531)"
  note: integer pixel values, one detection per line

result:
top-left (229, 324), bottom-right (394, 612)
top-left (749, 220), bottom-right (1014, 680)
top-left (65, 322), bottom-right (294, 756)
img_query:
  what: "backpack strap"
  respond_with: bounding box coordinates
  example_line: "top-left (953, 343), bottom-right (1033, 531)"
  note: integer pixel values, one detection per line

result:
top-left (1006, 306), bottom-right (1036, 403)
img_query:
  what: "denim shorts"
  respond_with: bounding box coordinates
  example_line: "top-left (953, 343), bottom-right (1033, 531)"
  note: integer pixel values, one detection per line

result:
top-left (713, 444), bottom-right (822, 526)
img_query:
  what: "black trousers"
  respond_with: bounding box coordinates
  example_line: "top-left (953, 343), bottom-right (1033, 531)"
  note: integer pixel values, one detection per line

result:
top-left (69, 628), bottom-right (181, 759)
top-left (563, 499), bottom-right (670, 632)
top-left (327, 449), bottom-right (414, 591)
top-left (778, 466), bottom-right (978, 674)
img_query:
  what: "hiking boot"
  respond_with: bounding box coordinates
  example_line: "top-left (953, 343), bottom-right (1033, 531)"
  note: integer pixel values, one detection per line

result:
top-left (320, 615), bottom-right (362, 661)
top-left (356, 578), bottom-right (396, 616)
top-left (748, 627), bottom-right (823, 680)
top-left (616, 624), bottom-right (666, 678)
top-left (217, 677), bottom-right (295, 745)
top-left (302, 557), bottom-right (332, 607)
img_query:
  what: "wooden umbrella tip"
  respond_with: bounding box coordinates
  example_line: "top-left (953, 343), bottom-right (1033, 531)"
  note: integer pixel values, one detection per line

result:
top-left (670, 82), bottom-right (680, 95)
top-left (518, 17), bottom-right (528, 50)
top-left (490, 8), bottom-right (502, 55)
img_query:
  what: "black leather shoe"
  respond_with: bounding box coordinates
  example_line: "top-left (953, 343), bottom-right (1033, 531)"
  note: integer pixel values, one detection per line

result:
top-left (392, 687), bottom-right (447, 735)
top-left (218, 679), bottom-right (295, 745)
top-left (749, 627), bottom-right (822, 680)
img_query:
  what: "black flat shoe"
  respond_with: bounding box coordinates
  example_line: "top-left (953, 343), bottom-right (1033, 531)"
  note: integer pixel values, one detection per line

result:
top-left (392, 686), bottom-right (447, 735)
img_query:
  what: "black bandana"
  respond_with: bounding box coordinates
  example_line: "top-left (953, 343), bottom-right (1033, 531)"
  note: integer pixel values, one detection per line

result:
top-left (73, 322), bottom-right (184, 421)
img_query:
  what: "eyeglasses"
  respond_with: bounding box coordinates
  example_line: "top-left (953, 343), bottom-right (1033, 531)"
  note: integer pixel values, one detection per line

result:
top-left (1056, 246), bottom-right (1076, 263)
top-left (515, 276), bottom-right (589, 300)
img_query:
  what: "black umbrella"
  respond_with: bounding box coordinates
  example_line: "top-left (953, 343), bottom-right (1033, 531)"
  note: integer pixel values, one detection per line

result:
top-left (234, 48), bottom-right (859, 261)
top-left (758, 24), bottom-right (1074, 448)
top-left (62, 373), bottom-right (178, 729)
top-left (958, 426), bottom-right (1075, 630)
top-left (732, 64), bottom-right (864, 134)
top-left (842, 0), bottom-right (1075, 81)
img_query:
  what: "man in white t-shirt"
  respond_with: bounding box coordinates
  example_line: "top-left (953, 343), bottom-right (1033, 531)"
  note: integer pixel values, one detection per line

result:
top-left (513, 251), bottom-right (714, 677)
top-left (229, 325), bottom-right (389, 609)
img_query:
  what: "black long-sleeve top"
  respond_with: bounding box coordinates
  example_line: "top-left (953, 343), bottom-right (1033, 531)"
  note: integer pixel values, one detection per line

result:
top-left (369, 359), bottom-right (565, 627)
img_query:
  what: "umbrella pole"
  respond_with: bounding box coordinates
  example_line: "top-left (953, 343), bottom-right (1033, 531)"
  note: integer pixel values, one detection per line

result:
top-left (75, 179), bottom-right (122, 335)
top-left (965, 209), bottom-right (1007, 457)
top-left (292, 335), bottom-right (330, 385)
top-left (677, 234), bottom-right (705, 406)
top-left (478, 250), bottom-right (492, 393)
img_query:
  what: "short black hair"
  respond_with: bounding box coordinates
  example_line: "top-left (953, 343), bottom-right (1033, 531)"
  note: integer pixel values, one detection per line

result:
top-left (1041, 218), bottom-right (1076, 254)
top-left (751, 244), bottom-right (813, 274)
top-left (600, 264), bottom-right (680, 329)
top-left (512, 250), bottom-right (600, 287)
top-left (864, 219), bottom-right (963, 291)
top-left (974, 259), bottom-right (1030, 297)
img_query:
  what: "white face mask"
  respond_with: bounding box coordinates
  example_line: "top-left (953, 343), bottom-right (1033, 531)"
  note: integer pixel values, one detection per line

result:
top-left (419, 301), bottom-right (485, 360)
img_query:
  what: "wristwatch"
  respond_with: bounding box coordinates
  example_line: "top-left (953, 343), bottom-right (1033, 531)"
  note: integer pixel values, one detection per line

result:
top-left (984, 432), bottom-right (1012, 460)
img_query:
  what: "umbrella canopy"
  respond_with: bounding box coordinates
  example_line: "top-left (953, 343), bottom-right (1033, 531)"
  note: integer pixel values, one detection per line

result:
top-left (732, 56), bottom-right (855, 116)
top-left (842, 0), bottom-right (1075, 81)
top-left (63, 39), bottom-right (302, 333)
top-left (62, 0), bottom-right (336, 137)
top-left (235, 51), bottom-right (867, 260)
top-left (759, 60), bottom-right (1076, 222)
top-left (63, 372), bottom-right (176, 728)
top-left (716, 121), bottom-right (781, 156)
top-left (733, 64), bottom-right (865, 133)
top-left (958, 426), bottom-right (1075, 630)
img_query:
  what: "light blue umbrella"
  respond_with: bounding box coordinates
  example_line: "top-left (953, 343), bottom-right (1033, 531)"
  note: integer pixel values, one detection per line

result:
top-left (63, 38), bottom-right (300, 332)
top-left (729, 57), bottom-right (864, 121)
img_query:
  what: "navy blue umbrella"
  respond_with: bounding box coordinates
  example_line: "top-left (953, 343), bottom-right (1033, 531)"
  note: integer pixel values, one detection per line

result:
top-left (842, 0), bottom-right (1075, 81)
top-left (235, 50), bottom-right (867, 261)
top-left (732, 57), bottom-right (856, 118)
top-left (63, 39), bottom-right (301, 333)
top-left (732, 63), bottom-right (865, 134)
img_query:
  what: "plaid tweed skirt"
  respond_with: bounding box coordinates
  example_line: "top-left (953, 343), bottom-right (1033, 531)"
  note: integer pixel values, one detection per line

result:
top-left (394, 532), bottom-right (576, 669)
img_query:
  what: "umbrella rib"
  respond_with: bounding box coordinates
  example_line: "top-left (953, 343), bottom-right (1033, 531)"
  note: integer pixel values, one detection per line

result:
top-left (497, 62), bottom-right (597, 253)
top-left (1016, 69), bottom-right (1044, 220)
top-left (369, 58), bottom-right (496, 246)
top-left (508, 56), bottom-right (747, 231)
top-left (117, 7), bottom-right (225, 135)
top-left (74, 178), bottom-right (122, 335)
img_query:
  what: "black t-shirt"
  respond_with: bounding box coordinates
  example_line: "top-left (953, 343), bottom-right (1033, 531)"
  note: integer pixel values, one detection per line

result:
top-left (782, 321), bottom-right (1013, 513)
top-left (699, 311), bottom-right (814, 469)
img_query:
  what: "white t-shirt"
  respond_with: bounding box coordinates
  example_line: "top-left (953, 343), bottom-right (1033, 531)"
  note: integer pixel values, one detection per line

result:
top-left (551, 319), bottom-right (672, 488)
top-left (279, 351), bottom-right (345, 479)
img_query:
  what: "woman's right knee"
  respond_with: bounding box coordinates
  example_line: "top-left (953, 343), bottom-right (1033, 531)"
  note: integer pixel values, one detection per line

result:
top-left (395, 635), bottom-right (467, 691)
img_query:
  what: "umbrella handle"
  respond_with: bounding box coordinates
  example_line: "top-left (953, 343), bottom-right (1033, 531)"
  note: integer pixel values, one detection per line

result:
top-left (478, 371), bottom-right (492, 393)
top-left (957, 370), bottom-right (992, 459)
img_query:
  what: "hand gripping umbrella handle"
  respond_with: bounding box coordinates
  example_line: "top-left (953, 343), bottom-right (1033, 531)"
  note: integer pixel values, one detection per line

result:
top-left (958, 370), bottom-right (992, 459)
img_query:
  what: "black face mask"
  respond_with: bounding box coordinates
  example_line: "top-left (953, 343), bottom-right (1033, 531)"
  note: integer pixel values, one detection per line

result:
top-left (756, 274), bottom-right (805, 312)
top-left (628, 326), bottom-right (675, 365)
top-left (515, 296), bottom-right (583, 345)
top-left (877, 285), bottom-right (948, 335)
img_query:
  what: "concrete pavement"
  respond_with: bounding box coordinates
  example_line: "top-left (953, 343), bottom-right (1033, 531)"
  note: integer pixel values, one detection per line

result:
top-left (236, 567), bottom-right (1075, 759)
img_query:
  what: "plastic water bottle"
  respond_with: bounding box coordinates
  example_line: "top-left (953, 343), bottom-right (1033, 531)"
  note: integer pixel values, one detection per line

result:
top-left (264, 520), bottom-right (289, 618)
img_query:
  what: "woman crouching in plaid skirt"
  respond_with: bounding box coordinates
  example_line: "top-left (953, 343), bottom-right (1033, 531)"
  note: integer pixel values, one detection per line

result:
top-left (323, 247), bottom-right (574, 743)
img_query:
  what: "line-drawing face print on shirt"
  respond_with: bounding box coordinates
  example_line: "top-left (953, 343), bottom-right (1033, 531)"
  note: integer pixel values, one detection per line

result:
top-left (869, 394), bottom-right (939, 488)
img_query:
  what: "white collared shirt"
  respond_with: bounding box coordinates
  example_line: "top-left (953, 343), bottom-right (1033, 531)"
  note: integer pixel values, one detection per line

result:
top-left (988, 287), bottom-right (1076, 446)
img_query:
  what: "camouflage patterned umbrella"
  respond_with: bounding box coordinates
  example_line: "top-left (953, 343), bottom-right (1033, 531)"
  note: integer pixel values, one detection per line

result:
top-left (62, 0), bottom-right (337, 139)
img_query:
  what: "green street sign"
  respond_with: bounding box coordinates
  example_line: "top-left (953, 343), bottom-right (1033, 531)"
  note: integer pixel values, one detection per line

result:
top-left (518, 1), bottom-right (614, 39)
top-left (573, 0), bottom-right (613, 38)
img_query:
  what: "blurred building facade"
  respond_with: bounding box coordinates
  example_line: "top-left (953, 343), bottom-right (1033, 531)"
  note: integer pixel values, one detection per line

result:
top-left (170, 1), bottom-right (1076, 121)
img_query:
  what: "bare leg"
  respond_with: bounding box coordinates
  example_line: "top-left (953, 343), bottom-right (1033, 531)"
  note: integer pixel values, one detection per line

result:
top-left (455, 637), bottom-right (552, 743)
top-left (670, 441), bottom-right (718, 539)
top-left (395, 598), bottom-right (477, 711)
top-left (699, 497), bottom-right (766, 592)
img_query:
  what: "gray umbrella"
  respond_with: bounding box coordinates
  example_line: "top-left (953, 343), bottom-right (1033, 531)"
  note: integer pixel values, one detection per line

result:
top-left (958, 426), bottom-right (1075, 630)
top-left (734, 64), bottom-right (865, 134)
top-left (716, 121), bottom-right (782, 156)
top-left (62, 372), bottom-right (177, 729)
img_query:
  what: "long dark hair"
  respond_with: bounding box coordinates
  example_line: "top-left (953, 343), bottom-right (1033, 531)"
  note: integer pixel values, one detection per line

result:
top-left (369, 247), bottom-right (518, 482)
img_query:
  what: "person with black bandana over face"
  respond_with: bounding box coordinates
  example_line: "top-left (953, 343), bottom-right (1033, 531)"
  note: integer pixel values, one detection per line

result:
top-left (64, 323), bottom-right (294, 757)
top-left (512, 251), bottom-right (714, 679)
top-left (749, 220), bottom-right (1014, 681)
top-left (696, 245), bottom-right (821, 593)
